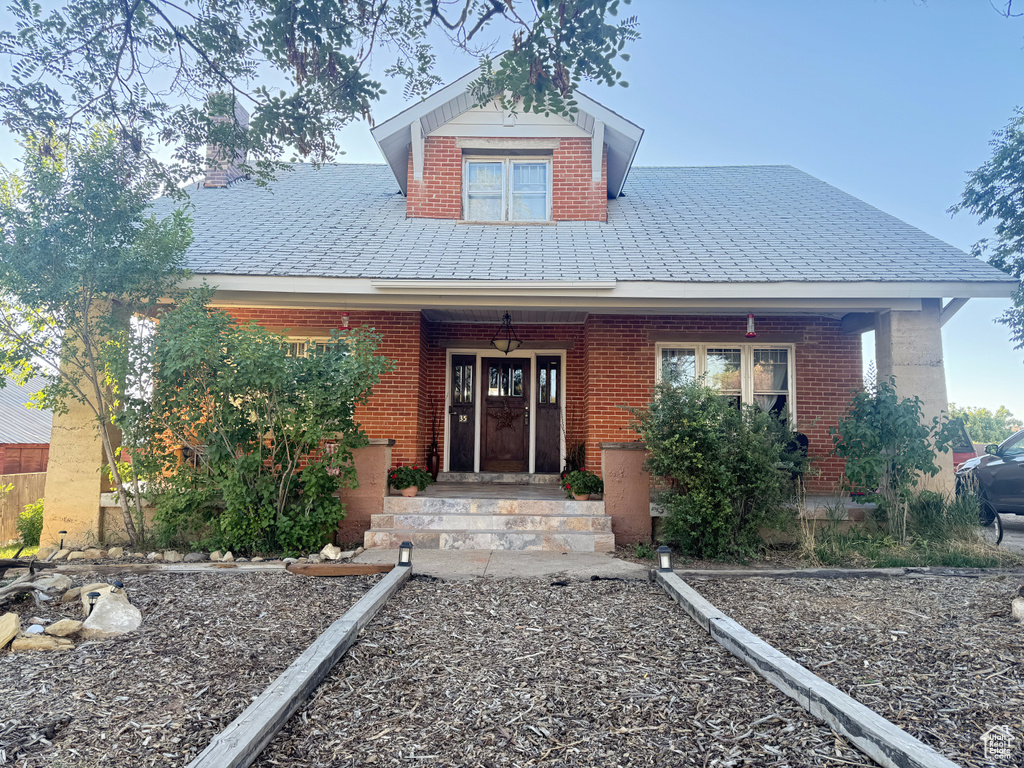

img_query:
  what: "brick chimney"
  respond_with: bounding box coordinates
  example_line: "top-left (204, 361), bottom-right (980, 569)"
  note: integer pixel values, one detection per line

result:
top-left (204, 96), bottom-right (249, 188)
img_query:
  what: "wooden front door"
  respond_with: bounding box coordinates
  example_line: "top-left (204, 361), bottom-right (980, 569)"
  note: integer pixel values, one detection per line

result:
top-left (448, 355), bottom-right (476, 472)
top-left (481, 357), bottom-right (530, 472)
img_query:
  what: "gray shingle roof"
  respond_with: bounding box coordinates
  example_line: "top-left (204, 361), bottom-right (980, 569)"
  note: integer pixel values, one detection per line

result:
top-left (0, 378), bottom-right (53, 444)
top-left (168, 164), bottom-right (1013, 284)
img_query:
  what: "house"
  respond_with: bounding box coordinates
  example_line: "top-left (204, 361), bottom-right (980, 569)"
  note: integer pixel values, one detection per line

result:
top-left (0, 377), bottom-right (51, 475)
top-left (39, 70), bottom-right (1018, 551)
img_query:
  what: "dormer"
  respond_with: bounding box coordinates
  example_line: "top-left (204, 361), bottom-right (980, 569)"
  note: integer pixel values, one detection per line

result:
top-left (371, 67), bottom-right (643, 223)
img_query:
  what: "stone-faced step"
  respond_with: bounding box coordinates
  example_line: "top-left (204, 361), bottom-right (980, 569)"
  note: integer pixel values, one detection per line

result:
top-left (370, 513), bottom-right (612, 533)
top-left (363, 529), bottom-right (615, 553)
top-left (383, 497), bottom-right (604, 517)
top-left (436, 472), bottom-right (561, 485)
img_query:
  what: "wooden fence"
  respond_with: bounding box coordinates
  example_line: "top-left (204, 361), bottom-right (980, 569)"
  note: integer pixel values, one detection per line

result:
top-left (0, 472), bottom-right (46, 544)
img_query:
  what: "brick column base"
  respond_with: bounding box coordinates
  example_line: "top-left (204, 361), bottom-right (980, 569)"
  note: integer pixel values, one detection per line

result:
top-left (336, 439), bottom-right (394, 545)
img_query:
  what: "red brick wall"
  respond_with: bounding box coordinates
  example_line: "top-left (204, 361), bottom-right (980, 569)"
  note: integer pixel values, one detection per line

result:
top-left (221, 307), bottom-right (424, 467)
top-left (221, 308), bottom-right (861, 493)
top-left (405, 136), bottom-right (607, 221)
top-left (581, 315), bottom-right (861, 492)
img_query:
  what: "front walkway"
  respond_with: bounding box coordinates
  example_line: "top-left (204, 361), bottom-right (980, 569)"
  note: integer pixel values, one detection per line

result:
top-left (353, 548), bottom-right (646, 579)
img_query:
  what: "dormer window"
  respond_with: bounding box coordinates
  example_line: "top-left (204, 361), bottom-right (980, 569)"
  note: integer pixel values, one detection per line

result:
top-left (464, 158), bottom-right (551, 222)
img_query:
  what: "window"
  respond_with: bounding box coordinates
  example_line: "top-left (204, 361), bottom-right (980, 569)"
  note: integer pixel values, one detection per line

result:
top-left (283, 340), bottom-right (334, 358)
top-left (657, 343), bottom-right (796, 419)
top-left (464, 158), bottom-right (551, 222)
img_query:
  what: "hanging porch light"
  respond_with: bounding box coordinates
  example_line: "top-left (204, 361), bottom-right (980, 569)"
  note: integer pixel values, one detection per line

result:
top-left (490, 311), bottom-right (522, 355)
top-left (745, 313), bottom-right (757, 339)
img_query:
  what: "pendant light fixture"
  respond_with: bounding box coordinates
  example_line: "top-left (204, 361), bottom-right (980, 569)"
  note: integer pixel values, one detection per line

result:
top-left (490, 311), bottom-right (523, 355)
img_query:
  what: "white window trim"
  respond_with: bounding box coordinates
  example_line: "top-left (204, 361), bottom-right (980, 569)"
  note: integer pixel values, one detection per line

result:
top-left (283, 337), bottom-right (335, 358)
top-left (462, 156), bottom-right (553, 222)
top-left (654, 342), bottom-right (797, 422)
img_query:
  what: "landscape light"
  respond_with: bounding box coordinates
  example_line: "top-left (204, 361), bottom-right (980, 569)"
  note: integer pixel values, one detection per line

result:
top-left (111, 580), bottom-right (123, 594)
top-left (398, 541), bottom-right (413, 567)
top-left (657, 546), bottom-right (673, 573)
top-left (59, 531), bottom-right (67, 550)
top-left (87, 591), bottom-right (101, 615)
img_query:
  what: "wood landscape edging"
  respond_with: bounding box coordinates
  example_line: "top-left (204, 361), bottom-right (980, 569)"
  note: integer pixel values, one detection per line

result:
top-left (653, 569), bottom-right (961, 768)
top-left (186, 564), bottom-right (412, 768)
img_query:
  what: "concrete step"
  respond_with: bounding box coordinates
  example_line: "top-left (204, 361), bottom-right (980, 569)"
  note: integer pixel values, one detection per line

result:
top-left (384, 497), bottom-right (603, 517)
top-left (436, 472), bottom-right (561, 485)
top-left (371, 512), bottom-right (612, 533)
top-left (363, 529), bottom-right (615, 553)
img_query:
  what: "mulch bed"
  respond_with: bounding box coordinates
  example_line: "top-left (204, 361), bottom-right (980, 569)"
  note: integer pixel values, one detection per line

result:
top-left (256, 577), bottom-right (863, 767)
top-left (694, 575), bottom-right (1024, 768)
top-left (0, 571), bottom-right (380, 767)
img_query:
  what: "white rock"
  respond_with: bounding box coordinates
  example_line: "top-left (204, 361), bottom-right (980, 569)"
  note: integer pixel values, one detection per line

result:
top-left (338, 550), bottom-right (356, 560)
top-left (45, 619), bottom-right (83, 637)
top-left (235, 557), bottom-right (249, 563)
top-left (251, 557), bottom-right (264, 563)
top-left (307, 554), bottom-right (323, 564)
top-left (107, 547), bottom-right (124, 559)
top-left (66, 551), bottom-right (87, 561)
top-left (221, 551), bottom-right (234, 562)
top-left (80, 593), bottom-right (142, 639)
top-left (0, 613), bottom-right (20, 649)
top-left (210, 550), bottom-right (222, 562)
top-left (11, 635), bottom-right (74, 651)
top-left (320, 543), bottom-right (342, 561)
top-left (26, 624), bottom-right (45, 634)
top-left (146, 552), bottom-right (163, 562)
top-left (163, 550), bottom-right (183, 563)
top-left (51, 549), bottom-right (71, 561)
top-left (33, 574), bottom-right (73, 594)
top-left (282, 558), bottom-right (298, 565)
top-left (1012, 596), bottom-right (1024, 623)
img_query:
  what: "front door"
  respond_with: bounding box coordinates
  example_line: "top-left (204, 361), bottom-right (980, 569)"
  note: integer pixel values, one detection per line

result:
top-left (448, 355), bottom-right (476, 472)
top-left (481, 357), bottom-right (530, 472)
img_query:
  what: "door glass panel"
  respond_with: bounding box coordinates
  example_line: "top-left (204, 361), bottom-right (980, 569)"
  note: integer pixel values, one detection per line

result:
top-left (661, 348), bottom-right (696, 385)
top-left (463, 365), bottom-right (473, 403)
top-left (488, 364), bottom-right (499, 396)
top-left (500, 366), bottom-right (510, 396)
top-left (453, 366), bottom-right (462, 404)
top-left (706, 348), bottom-right (742, 394)
top-left (512, 366), bottom-right (523, 396)
top-left (549, 366), bottom-right (557, 404)
top-left (539, 369), bottom-right (547, 404)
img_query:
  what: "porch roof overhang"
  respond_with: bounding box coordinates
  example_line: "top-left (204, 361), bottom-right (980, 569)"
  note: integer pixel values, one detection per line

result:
top-left (189, 274), bottom-right (1017, 324)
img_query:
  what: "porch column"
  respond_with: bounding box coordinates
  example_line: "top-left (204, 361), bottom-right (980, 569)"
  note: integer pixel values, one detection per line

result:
top-left (874, 299), bottom-right (953, 492)
top-left (600, 442), bottom-right (652, 546)
top-left (336, 438), bottom-right (394, 544)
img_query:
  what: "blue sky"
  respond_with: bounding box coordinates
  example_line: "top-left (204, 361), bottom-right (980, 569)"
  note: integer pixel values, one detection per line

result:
top-left (1, 1), bottom-right (1022, 417)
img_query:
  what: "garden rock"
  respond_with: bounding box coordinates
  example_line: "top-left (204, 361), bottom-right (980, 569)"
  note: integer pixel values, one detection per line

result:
top-left (1012, 595), bottom-right (1024, 623)
top-left (12, 635), bottom-right (73, 652)
top-left (0, 612), bottom-right (19, 649)
top-left (163, 550), bottom-right (183, 563)
top-left (210, 550), bottom-right (222, 561)
top-left (147, 552), bottom-right (163, 561)
top-left (27, 616), bottom-right (48, 625)
top-left (45, 619), bottom-right (83, 637)
top-left (235, 557), bottom-right (249, 563)
top-left (320, 544), bottom-right (342, 561)
top-left (251, 556), bottom-right (264, 562)
top-left (107, 547), bottom-right (124, 559)
top-left (36, 547), bottom-right (54, 560)
top-left (221, 551), bottom-right (234, 562)
top-left (62, 587), bottom-right (82, 603)
top-left (82, 548), bottom-right (106, 559)
top-left (66, 551), bottom-right (86, 561)
top-left (80, 593), bottom-right (142, 639)
top-left (183, 552), bottom-right (207, 563)
top-left (51, 549), bottom-right (71, 561)
top-left (33, 574), bottom-right (72, 594)
top-left (25, 624), bottom-right (44, 634)
top-left (283, 558), bottom-right (298, 565)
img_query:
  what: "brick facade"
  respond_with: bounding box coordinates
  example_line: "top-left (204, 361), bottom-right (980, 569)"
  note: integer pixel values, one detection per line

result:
top-left (222, 308), bottom-right (861, 494)
top-left (405, 136), bottom-right (607, 221)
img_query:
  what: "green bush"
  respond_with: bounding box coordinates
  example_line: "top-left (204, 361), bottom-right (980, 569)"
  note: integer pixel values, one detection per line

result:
top-left (564, 468), bottom-right (603, 497)
top-left (631, 379), bottom-right (805, 559)
top-left (17, 499), bottom-right (44, 546)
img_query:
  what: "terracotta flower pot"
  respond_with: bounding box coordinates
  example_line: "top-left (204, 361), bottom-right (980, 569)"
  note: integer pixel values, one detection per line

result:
top-left (573, 493), bottom-right (590, 501)
top-left (400, 486), bottom-right (419, 498)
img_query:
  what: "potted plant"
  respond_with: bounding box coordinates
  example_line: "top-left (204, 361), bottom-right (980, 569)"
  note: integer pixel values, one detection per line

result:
top-left (563, 468), bottom-right (603, 501)
top-left (389, 464), bottom-right (434, 497)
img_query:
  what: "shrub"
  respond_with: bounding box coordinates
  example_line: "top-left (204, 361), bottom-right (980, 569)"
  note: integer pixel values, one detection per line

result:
top-left (388, 465), bottom-right (433, 491)
top-left (17, 499), bottom-right (44, 546)
top-left (631, 379), bottom-right (804, 559)
top-left (563, 468), bottom-right (603, 497)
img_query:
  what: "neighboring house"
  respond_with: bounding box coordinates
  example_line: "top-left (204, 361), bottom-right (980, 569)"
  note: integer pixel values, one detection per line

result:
top-left (0, 377), bottom-right (52, 474)
top-left (40, 68), bottom-right (1019, 550)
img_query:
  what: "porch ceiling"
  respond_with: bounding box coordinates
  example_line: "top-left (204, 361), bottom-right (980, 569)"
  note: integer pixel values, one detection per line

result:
top-left (421, 308), bottom-right (588, 324)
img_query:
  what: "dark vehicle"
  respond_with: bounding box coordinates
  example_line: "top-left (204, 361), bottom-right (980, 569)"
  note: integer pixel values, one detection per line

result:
top-left (956, 429), bottom-right (1024, 544)
top-left (948, 418), bottom-right (977, 469)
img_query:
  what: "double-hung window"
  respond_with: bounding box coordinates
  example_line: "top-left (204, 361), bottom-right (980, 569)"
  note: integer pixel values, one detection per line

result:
top-left (657, 343), bottom-right (796, 419)
top-left (464, 158), bottom-right (551, 222)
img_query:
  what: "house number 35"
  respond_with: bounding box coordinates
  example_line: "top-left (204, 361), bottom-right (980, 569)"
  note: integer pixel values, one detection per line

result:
top-left (459, 414), bottom-right (468, 423)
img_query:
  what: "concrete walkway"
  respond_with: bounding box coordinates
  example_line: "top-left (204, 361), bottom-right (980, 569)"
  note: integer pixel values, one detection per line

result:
top-left (999, 513), bottom-right (1024, 555)
top-left (352, 548), bottom-right (648, 580)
